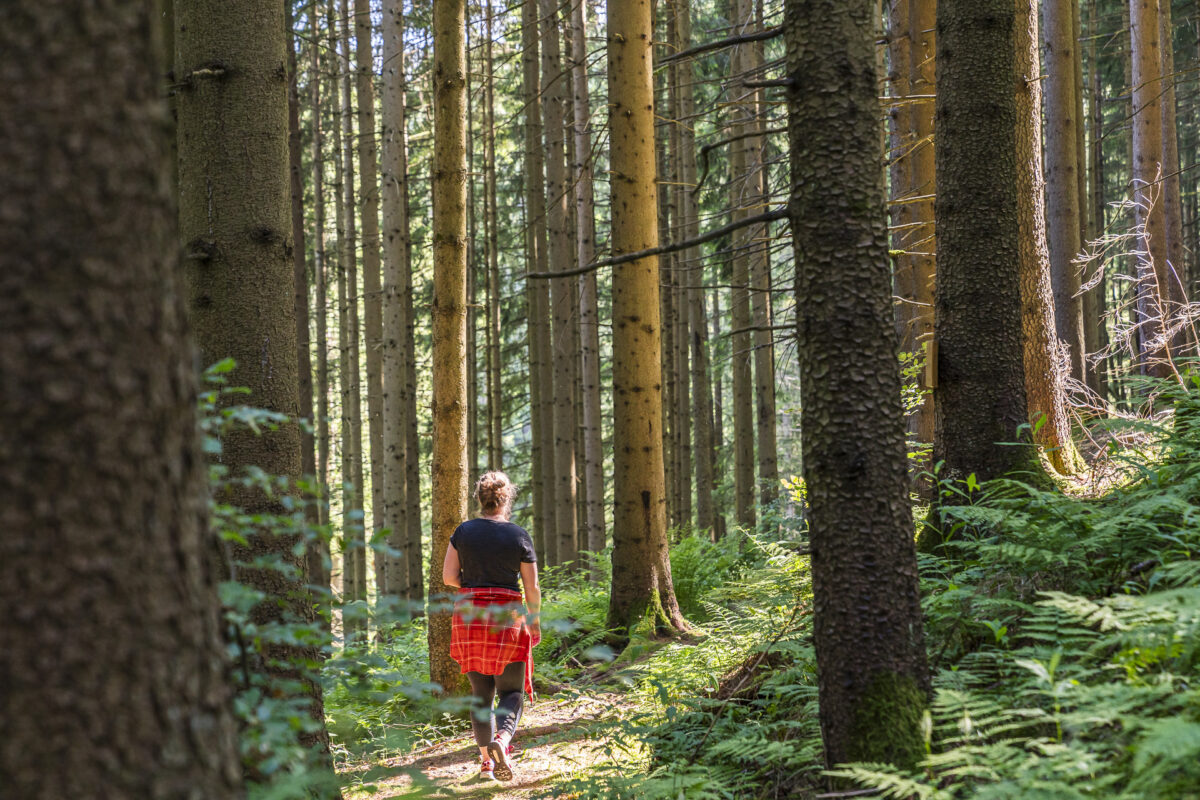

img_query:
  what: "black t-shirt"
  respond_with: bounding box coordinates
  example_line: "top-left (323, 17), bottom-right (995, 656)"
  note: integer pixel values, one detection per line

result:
top-left (449, 518), bottom-right (537, 591)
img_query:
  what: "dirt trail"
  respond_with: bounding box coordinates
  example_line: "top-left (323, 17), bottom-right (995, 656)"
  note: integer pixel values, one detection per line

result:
top-left (344, 692), bottom-right (636, 799)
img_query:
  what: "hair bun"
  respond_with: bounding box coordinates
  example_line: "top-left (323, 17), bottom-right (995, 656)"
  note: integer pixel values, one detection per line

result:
top-left (475, 471), bottom-right (517, 512)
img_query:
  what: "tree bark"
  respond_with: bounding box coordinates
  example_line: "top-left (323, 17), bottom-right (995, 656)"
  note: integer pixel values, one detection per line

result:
top-left (430, 0), bottom-right (470, 693)
top-left (730, 0), bottom-right (758, 530)
top-left (907, 0), bottom-right (937, 463)
top-left (485, 0), bottom-right (504, 472)
top-left (311, 3), bottom-right (334, 592)
top-left (571, 0), bottom-right (606, 561)
top-left (177, 0), bottom-right (339, 776)
top-left (1130, 0), bottom-right (1174, 375)
top-left (523, 0), bottom-right (555, 565)
top-left (785, 0), bottom-right (930, 767)
top-left (1159, 0), bottom-right (1185, 318)
top-left (1016, 0), bottom-right (1084, 476)
top-left (288, 0), bottom-right (317, 496)
top-left (354, 0), bottom-right (386, 601)
top-left (382, 0), bottom-right (412, 602)
top-left (1086, 0), bottom-right (1110, 400)
top-left (1044, 0), bottom-right (1087, 384)
top-left (607, 0), bottom-right (688, 639)
top-left (336, 0), bottom-right (367, 638)
top-left (933, 0), bottom-right (1033, 483)
top-left (541, 0), bottom-right (579, 567)
top-left (0, 2), bottom-right (241, 793)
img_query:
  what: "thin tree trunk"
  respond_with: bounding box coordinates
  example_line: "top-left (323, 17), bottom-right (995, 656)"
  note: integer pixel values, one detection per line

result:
top-left (486, 0), bottom-right (504, 471)
top-left (1016, 0), bottom-right (1084, 476)
top-left (338, 0), bottom-right (367, 638)
top-left (467, 24), bottom-right (480, 491)
top-left (712, 287), bottom-right (728, 540)
top-left (933, 0), bottom-right (1034, 483)
top-left (746, 15), bottom-right (777, 513)
top-left (311, 4), bottom-right (334, 589)
top-left (607, 0), bottom-right (689, 638)
top-left (1160, 0), bottom-right (1185, 314)
top-left (430, 0), bottom-right (470, 694)
top-left (1044, 0), bottom-right (1087, 384)
top-left (289, 1), bottom-right (317, 495)
top-left (542, 0), bottom-right (579, 567)
top-left (571, 0), bottom-right (605, 561)
top-left (667, 2), bottom-right (693, 531)
top-left (1087, 0), bottom-right (1109, 401)
top-left (730, 0), bottom-right (757, 529)
top-left (889, 0), bottom-right (915, 354)
top-left (785, 0), bottom-right (930, 766)
top-left (177, 0), bottom-right (340, 779)
top-left (382, 0), bottom-right (412, 604)
top-left (354, 0), bottom-right (386, 600)
top-left (1, 2), bottom-right (242, 792)
top-left (908, 0), bottom-right (937, 468)
top-left (522, 0), bottom-right (554, 566)
top-left (1130, 0), bottom-right (1173, 375)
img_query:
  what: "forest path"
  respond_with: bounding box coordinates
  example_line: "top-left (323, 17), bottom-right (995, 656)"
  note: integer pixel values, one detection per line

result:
top-left (344, 690), bottom-right (638, 799)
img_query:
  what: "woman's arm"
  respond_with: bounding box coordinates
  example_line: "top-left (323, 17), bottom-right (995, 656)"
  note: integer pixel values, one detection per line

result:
top-left (442, 544), bottom-right (462, 589)
top-left (520, 561), bottom-right (541, 638)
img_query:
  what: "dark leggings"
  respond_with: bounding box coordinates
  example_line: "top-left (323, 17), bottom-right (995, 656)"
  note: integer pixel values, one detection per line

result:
top-left (466, 661), bottom-right (526, 747)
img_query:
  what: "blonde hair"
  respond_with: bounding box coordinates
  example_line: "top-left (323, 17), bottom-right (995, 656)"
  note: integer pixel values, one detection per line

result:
top-left (475, 470), bottom-right (517, 515)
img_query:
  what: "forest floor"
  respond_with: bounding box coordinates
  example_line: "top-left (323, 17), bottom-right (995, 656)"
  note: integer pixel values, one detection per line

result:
top-left (340, 690), bottom-right (640, 799)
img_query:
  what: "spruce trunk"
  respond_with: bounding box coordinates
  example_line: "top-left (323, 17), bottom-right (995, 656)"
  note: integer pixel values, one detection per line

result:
top-left (1017, 0), bottom-right (1084, 476)
top-left (382, 0), bottom-right (412, 604)
top-left (430, 0), bottom-right (470, 694)
top-left (785, 0), bottom-right (930, 766)
top-left (607, 0), bottom-right (688, 639)
top-left (177, 0), bottom-right (340, 778)
top-left (933, 0), bottom-right (1033, 483)
top-left (1044, 0), bottom-right (1086, 384)
top-left (1, 2), bottom-right (241, 792)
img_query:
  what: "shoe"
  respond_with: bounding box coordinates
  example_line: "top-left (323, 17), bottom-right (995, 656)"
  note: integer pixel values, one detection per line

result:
top-left (479, 758), bottom-right (496, 781)
top-left (486, 739), bottom-right (514, 781)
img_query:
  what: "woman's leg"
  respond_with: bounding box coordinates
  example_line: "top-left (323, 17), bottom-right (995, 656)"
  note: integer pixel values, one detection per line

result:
top-left (493, 661), bottom-right (526, 744)
top-left (465, 671), bottom-right (497, 754)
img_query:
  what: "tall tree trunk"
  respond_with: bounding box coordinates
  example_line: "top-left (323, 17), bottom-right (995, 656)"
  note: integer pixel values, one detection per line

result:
top-left (933, 0), bottom-right (1033, 483)
top-left (542, 0), bottom-right (579, 567)
top-left (908, 0), bottom-right (937, 464)
top-left (1087, 0), bottom-right (1110, 401)
top-left (382, 0), bottom-right (412, 603)
top-left (523, 0), bottom-right (555, 566)
top-left (571, 0), bottom-right (606, 561)
top-left (430, 0), bottom-right (470, 694)
top-left (1, 2), bottom-right (242, 792)
top-left (889, 0), bottom-right (915, 353)
top-left (466, 24), bottom-right (480, 492)
top-left (288, 0), bottom-right (317, 494)
top-left (338, 0), bottom-right (367, 638)
top-left (1017, 0), bottom-right (1085, 476)
top-left (607, 0), bottom-right (688, 638)
top-left (730, 0), bottom-right (757, 530)
top-left (746, 16), bottom-right (778, 513)
top-left (1130, 0), bottom-right (1173, 375)
top-left (671, 0), bottom-right (715, 536)
top-left (355, 0), bottom-right (386, 600)
top-left (1160, 0), bottom-right (1185, 316)
top-left (1044, 0), bottom-right (1087, 384)
top-left (667, 2), bottom-right (693, 532)
top-left (712, 287), bottom-right (728, 540)
top-left (311, 5), bottom-right (334, 593)
top-left (486, 0), bottom-right (504, 472)
top-left (177, 0), bottom-right (340, 778)
top-left (785, 0), bottom-right (930, 767)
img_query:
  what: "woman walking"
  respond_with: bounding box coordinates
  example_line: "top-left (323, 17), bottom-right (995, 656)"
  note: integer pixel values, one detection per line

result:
top-left (442, 471), bottom-right (541, 782)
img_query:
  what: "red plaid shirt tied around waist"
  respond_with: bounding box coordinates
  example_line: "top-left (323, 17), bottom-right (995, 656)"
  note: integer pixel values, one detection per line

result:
top-left (449, 587), bottom-right (537, 695)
